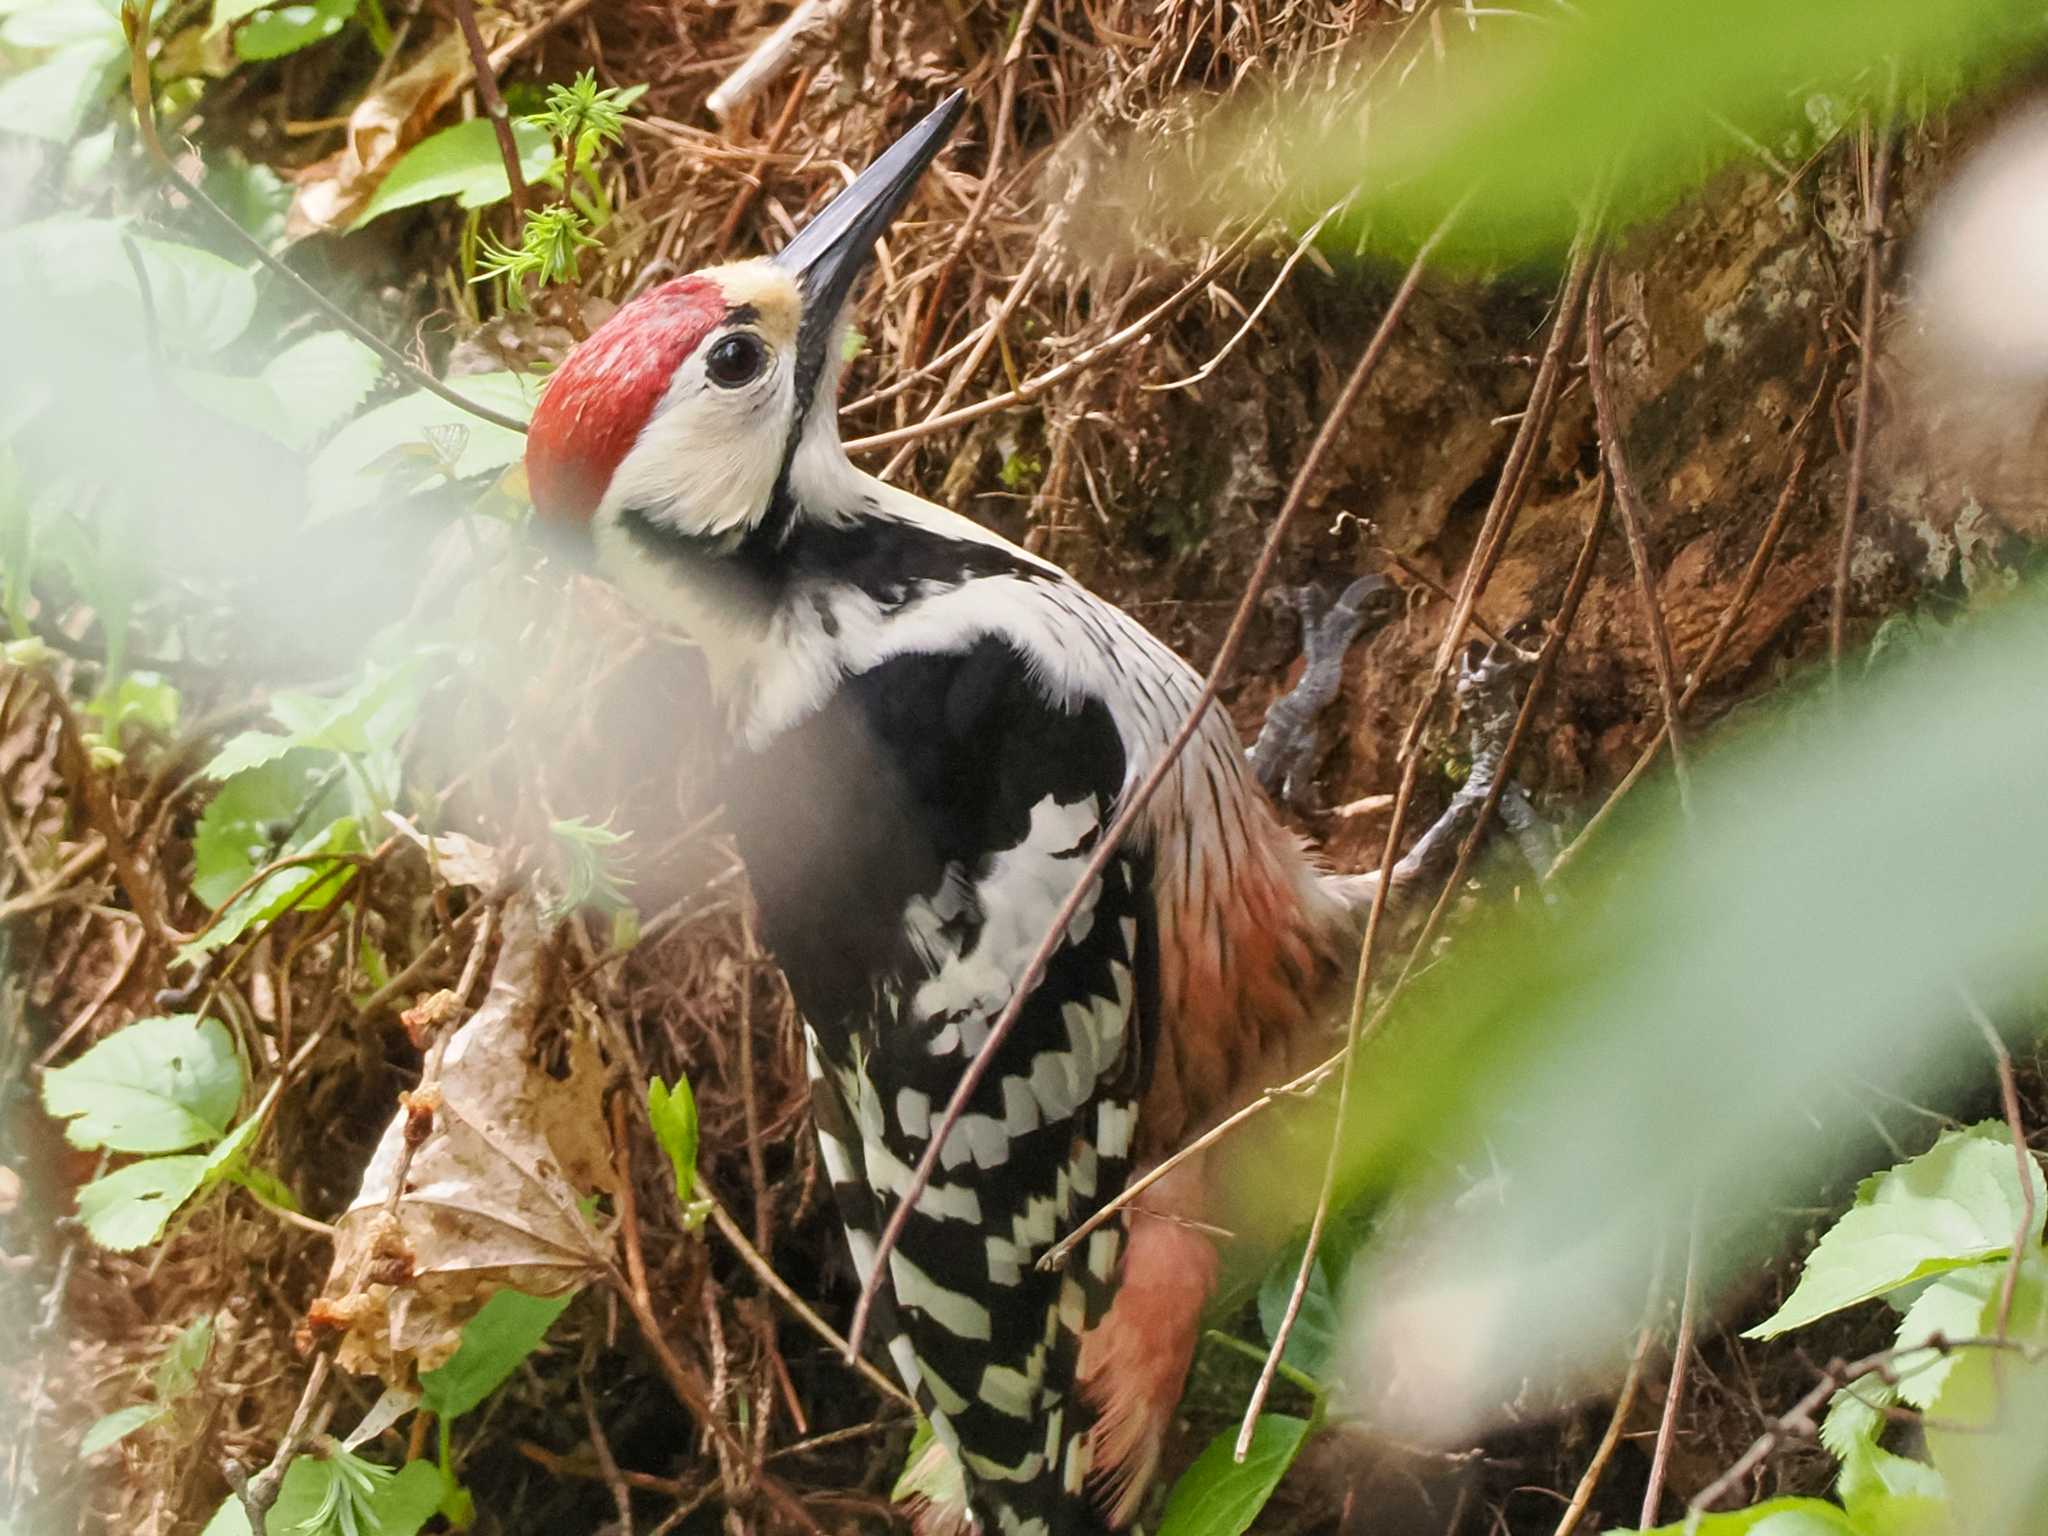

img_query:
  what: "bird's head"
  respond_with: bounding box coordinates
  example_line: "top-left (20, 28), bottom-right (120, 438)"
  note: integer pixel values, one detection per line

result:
top-left (525, 92), bottom-right (964, 617)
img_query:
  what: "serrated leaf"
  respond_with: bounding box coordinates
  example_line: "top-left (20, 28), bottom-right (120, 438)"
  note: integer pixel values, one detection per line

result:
top-left (1747, 1125), bottom-right (2046, 1339)
top-left (1892, 1267), bottom-right (2000, 1410)
top-left (1820, 1377), bottom-right (1891, 1467)
top-left (231, 0), bottom-right (353, 61)
top-left (1155, 1415), bottom-right (1309, 1536)
top-left (306, 371), bottom-right (534, 524)
top-left (75, 1155), bottom-right (209, 1250)
top-left (78, 1403), bottom-right (164, 1458)
top-left (41, 1015), bottom-right (242, 1153)
top-left (1922, 1262), bottom-right (2048, 1536)
top-left (351, 117), bottom-right (553, 229)
top-left (416, 1289), bottom-right (573, 1421)
top-left (646, 1075), bottom-right (698, 1208)
top-left (154, 1314), bottom-right (215, 1400)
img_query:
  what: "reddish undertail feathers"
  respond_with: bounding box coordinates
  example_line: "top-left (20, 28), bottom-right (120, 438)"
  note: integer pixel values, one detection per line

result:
top-left (525, 277), bottom-right (728, 525)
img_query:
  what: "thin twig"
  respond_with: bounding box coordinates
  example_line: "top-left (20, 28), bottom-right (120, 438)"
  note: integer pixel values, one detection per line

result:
top-left (1545, 363), bottom-right (1838, 879)
top-left (450, 0), bottom-right (528, 221)
top-left (1586, 264), bottom-right (1691, 810)
top-left (1959, 987), bottom-right (2036, 1345)
top-left (1640, 1208), bottom-right (1700, 1527)
top-left (847, 206), bottom-right (1456, 1359)
top-left (1395, 476), bottom-right (1608, 985)
top-left (713, 66), bottom-right (814, 256)
top-left (1829, 107), bottom-right (1893, 677)
top-left (843, 212), bottom-right (1274, 455)
top-left (1551, 1322), bottom-right (1655, 1536)
top-left (907, 0), bottom-right (1044, 367)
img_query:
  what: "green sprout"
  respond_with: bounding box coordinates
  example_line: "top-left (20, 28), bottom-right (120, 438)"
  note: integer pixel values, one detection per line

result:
top-left (475, 207), bottom-right (601, 309)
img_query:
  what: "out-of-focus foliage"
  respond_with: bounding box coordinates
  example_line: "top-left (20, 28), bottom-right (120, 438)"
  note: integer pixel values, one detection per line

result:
top-left (1162, 0), bottom-right (2046, 265)
top-left (1272, 585), bottom-right (2046, 1475)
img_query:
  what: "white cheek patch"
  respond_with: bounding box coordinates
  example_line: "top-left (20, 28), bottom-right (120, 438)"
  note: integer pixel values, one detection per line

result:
top-left (601, 358), bottom-right (792, 544)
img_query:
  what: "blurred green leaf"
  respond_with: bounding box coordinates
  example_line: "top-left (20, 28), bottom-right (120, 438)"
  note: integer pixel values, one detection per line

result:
top-left (78, 1403), bottom-right (164, 1458)
top-left (1923, 1263), bottom-right (2048, 1536)
top-left (1621, 1498), bottom-right (1868, 1535)
top-left (1154, 1414), bottom-right (1308, 1536)
top-left (1256, 1239), bottom-right (1340, 1384)
top-left (177, 814), bottom-right (360, 962)
top-left (154, 1314), bottom-right (215, 1399)
top-left (0, 42), bottom-right (122, 141)
top-left (231, 0), bottom-right (353, 62)
top-left (41, 1015), bottom-right (242, 1153)
top-left (1177, 0), bottom-right (2044, 266)
top-left (1748, 1124), bottom-right (2046, 1338)
top-left (1300, 588), bottom-right (2048, 1447)
top-left (306, 370), bottom-right (534, 524)
top-left (646, 1074), bottom-right (698, 1209)
top-left (890, 1417), bottom-right (966, 1508)
top-left (0, 0), bottom-right (117, 48)
top-left (201, 1451), bottom-right (440, 1536)
top-left (75, 1154), bottom-right (209, 1250)
top-left (417, 1290), bottom-right (573, 1421)
top-left (0, 219), bottom-right (258, 355)
top-left (189, 750), bottom-right (342, 908)
top-left (352, 118), bottom-right (553, 229)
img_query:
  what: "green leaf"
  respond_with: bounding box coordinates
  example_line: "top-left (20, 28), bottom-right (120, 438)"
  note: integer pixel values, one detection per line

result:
top-left (207, 1453), bottom-right (441, 1536)
top-left (189, 751), bottom-right (341, 908)
top-left (261, 332), bottom-right (382, 447)
top-left (41, 1015), bottom-right (242, 1153)
top-left (306, 371), bottom-right (534, 524)
top-left (1302, 589), bottom-right (2048, 1446)
top-left (154, 1314), bottom-right (215, 1399)
top-left (0, 41), bottom-right (122, 141)
top-left (1618, 1498), bottom-right (1869, 1535)
top-left (177, 815), bottom-right (361, 963)
top-left (1747, 1125), bottom-right (2046, 1339)
top-left (0, 0), bottom-right (119, 49)
top-left (0, 220), bottom-right (258, 354)
top-left (1256, 1239), bottom-right (1340, 1385)
top-left (417, 1290), bottom-right (573, 1421)
top-left (646, 1075), bottom-right (698, 1208)
top-left (352, 118), bottom-right (553, 229)
top-left (1922, 1262), bottom-right (2048, 1536)
top-left (78, 1403), bottom-right (165, 1458)
top-left (231, 0), bottom-right (353, 61)
top-left (1891, 1266), bottom-right (2001, 1411)
top-left (75, 1155), bottom-right (209, 1250)
top-left (1155, 1414), bottom-right (1309, 1536)
top-left (1178, 0), bottom-right (2042, 268)
top-left (84, 670), bottom-right (180, 745)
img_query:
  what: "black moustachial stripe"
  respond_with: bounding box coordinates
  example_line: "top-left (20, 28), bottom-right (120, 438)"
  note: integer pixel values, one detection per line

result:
top-left (724, 633), bottom-right (1159, 1536)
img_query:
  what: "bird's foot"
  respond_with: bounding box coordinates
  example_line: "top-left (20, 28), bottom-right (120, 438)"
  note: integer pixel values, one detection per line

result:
top-left (1247, 573), bottom-right (1397, 810)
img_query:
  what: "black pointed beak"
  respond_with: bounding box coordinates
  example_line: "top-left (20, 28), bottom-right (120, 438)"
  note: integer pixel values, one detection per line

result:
top-left (775, 90), bottom-right (966, 417)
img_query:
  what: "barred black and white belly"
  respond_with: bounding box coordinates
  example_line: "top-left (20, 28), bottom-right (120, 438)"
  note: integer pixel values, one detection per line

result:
top-left (725, 619), bottom-right (1163, 1535)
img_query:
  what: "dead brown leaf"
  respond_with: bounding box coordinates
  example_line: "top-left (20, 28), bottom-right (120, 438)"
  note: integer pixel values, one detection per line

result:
top-left (287, 27), bottom-right (495, 237)
top-left (317, 896), bottom-right (616, 1382)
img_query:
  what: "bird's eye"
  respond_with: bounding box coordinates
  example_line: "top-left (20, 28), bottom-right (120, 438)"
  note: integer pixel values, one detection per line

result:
top-left (706, 333), bottom-right (767, 388)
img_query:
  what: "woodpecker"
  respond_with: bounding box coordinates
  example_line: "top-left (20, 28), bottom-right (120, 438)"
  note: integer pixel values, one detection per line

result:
top-left (526, 93), bottom-right (1374, 1534)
